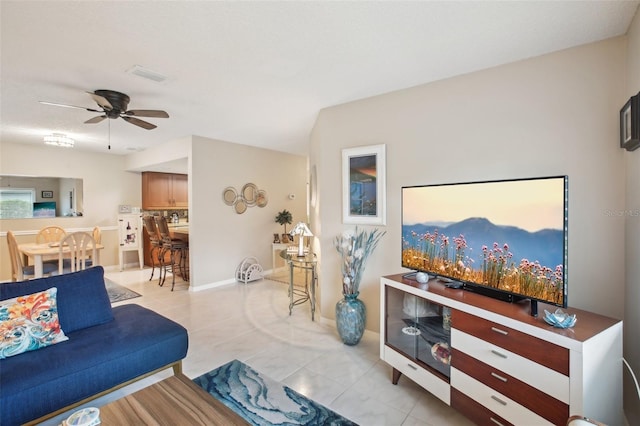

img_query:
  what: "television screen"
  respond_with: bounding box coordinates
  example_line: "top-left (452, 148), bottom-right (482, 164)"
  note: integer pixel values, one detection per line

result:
top-left (402, 176), bottom-right (568, 308)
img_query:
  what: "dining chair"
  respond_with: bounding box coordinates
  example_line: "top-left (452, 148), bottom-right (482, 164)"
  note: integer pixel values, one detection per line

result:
top-left (86, 226), bottom-right (102, 264)
top-left (36, 225), bottom-right (68, 268)
top-left (155, 215), bottom-right (188, 291)
top-left (36, 226), bottom-right (67, 244)
top-left (92, 226), bottom-right (102, 244)
top-left (58, 231), bottom-right (97, 274)
top-left (142, 215), bottom-right (162, 282)
top-left (6, 231), bottom-right (57, 281)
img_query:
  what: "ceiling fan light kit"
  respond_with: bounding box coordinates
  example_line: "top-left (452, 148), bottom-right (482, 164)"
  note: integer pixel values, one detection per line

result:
top-left (43, 133), bottom-right (74, 148)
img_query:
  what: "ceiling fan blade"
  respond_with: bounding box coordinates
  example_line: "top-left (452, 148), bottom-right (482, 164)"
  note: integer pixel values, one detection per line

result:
top-left (122, 116), bottom-right (157, 130)
top-left (87, 91), bottom-right (113, 110)
top-left (40, 101), bottom-right (102, 113)
top-left (84, 115), bottom-right (107, 124)
top-left (124, 109), bottom-right (169, 118)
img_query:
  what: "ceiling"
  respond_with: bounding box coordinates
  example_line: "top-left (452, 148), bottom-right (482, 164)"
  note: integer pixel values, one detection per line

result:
top-left (1, 1), bottom-right (638, 158)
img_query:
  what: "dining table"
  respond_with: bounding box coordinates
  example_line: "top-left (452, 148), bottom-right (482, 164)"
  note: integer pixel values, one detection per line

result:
top-left (18, 242), bottom-right (105, 278)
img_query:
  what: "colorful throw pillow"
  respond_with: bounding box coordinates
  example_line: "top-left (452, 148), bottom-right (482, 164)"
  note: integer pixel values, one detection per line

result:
top-left (0, 287), bottom-right (68, 359)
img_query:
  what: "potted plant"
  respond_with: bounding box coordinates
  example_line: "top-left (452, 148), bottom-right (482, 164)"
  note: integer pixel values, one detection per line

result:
top-left (275, 210), bottom-right (293, 243)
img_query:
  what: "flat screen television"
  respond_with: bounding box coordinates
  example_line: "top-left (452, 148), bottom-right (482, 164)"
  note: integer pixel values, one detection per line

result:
top-left (402, 176), bottom-right (568, 315)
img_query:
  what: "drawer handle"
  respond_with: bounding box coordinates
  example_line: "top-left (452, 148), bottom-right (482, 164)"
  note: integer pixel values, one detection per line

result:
top-left (491, 349), bottom-right (508, 359)
top-left (491, 326), bottom-right (509, 336)
top-left (490, 417), bottom-right (506, 426)
top-left (407, 364), bottom-right (417, 370)
top-left (491, 395), bottom-right (507, 406)
top-left (490, 372), bottom-right (508, 382)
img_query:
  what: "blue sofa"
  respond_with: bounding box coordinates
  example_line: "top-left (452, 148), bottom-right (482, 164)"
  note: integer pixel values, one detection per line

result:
top-left (0, 266), bottom-right (189, 426)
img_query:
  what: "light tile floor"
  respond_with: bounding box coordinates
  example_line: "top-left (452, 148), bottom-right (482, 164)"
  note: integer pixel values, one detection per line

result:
top-left (44, 268), bottom-right (473, 426)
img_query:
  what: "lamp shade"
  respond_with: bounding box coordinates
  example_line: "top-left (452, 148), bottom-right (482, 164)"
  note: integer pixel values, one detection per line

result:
top-left (290, 222), bottom-right (312, 256)
top-left (290, 222), bottom-right (313, 237)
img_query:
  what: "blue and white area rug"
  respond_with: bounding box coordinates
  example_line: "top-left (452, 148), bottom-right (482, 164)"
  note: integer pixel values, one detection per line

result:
top-left (193, 359), bottom-right (357, 426)
top-left (105, 279), bottom-right (141, 304)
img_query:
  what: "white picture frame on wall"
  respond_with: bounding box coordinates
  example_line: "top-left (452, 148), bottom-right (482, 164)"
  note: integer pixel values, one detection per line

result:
top-left (342, 144), bottom-right (386, 225)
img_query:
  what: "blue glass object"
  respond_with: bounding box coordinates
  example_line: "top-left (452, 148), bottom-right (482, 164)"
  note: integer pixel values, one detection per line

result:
top-left (543, 309), bottom-right (577, 328)
top-left (336, 292), bottom-right (366, 345)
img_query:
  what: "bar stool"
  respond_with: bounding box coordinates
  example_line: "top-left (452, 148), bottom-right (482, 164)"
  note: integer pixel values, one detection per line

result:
top-left (142, 216), bottom-right (162, 282)
top-left (155, 215), bottom-right (189, 291)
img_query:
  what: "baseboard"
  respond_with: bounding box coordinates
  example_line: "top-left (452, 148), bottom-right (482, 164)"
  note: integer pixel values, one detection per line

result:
top-left (189, 277), bottom-right (237, 292)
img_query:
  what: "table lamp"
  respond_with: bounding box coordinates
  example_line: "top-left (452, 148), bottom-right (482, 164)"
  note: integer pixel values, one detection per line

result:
top-left (290, 222), bottom-right (313, 257)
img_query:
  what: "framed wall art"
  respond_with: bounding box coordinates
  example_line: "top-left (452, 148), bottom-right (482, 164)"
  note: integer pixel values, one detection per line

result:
top-left (41, 190), bottom-right (53, 198)
top-left (342, 144), bottom-right (386, 225)
top-left (620, 92), bottom-right (640, 152)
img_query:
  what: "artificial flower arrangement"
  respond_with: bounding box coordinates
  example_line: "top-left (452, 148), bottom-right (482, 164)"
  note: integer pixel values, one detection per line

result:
top-left (335, 226), bottom-right (386, 295)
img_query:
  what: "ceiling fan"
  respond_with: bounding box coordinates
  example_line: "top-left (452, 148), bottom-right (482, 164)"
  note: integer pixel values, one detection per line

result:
top-left (40, 89), bottom-right (169, 130)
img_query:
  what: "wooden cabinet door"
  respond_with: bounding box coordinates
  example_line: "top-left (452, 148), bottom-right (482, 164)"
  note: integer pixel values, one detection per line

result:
top-left (171, 174), bottom-right (188, 208)
top-left (142, 172), bottom-right (172, 209)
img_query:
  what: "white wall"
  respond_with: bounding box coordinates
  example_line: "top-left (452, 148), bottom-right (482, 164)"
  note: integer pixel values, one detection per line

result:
top-left (624, 7), bottom-right (640, 425)
top-left (0, 141), bottom-right (141, 279)
top-left (310, 37), bottom-right (627, 334)
top-left (188, 135), bottom-right (307, 289)
top-left (125, 136), bottom-right (191, 172)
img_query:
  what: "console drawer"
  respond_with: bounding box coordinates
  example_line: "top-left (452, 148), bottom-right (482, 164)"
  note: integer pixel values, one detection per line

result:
top-left (383, 345), bottom-right (450, 404)
top-left (451, 369), bottom-right (554, 426)
top-left (451, 387), bottom-right (513, 426)
top-left (453, 310), bottom-right (569, 375)
top-left (451, 348), bottom-right (568, 425)
top-left (452, 329), bottom-right (569, 402)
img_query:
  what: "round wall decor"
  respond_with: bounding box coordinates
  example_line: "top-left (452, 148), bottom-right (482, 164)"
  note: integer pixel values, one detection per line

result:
top-left (234, 199), bottom-right (247, 214)
top-left (224, 183), bottom-right (268, 213)
top-left (242, 183), bottom-right (258, 206)
top-left (223, 187), bottom-right (238, 206)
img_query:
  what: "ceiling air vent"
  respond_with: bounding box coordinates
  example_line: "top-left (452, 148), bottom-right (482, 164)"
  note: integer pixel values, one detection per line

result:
top-left (126, 65), bottom-right (168, 83)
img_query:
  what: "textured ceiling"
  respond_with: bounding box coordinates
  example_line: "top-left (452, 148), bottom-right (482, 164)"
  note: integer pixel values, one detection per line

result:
top-left (1, 1), bottom-right (638, 158)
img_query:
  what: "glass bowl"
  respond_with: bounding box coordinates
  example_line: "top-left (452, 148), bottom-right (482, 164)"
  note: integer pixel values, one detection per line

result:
top-left (544, 309), bottom-right (577, 328)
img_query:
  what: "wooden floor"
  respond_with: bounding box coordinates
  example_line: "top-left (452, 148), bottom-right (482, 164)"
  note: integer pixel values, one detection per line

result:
top-left (99, 374), bottom-right (248, 425)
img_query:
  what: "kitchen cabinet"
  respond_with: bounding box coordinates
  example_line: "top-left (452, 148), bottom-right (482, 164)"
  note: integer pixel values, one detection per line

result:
top-left (380, 274), bottom-right (623, 426)
top-left (142, 172), bottom-right (188, 209)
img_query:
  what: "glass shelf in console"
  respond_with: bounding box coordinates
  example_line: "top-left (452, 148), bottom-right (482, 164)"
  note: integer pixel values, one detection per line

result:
top-left (385, 286), bottom-right (451, 380)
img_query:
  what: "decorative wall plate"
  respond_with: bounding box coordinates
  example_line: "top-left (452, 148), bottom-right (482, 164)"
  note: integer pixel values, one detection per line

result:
top-left (241, 183), bottom-right (258, 206)
top-left (234, 199), bottom-right (247, 214)
top-left (223, 187), bottom-right (237, 206)
top-left (256, 190), bottom-right (268, 207)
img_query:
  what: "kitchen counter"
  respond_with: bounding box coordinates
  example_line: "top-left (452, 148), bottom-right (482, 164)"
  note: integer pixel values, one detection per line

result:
top-left (171, 227), bottom-right (189, 243)
top-left (167, 222), bottom-right (189, 229)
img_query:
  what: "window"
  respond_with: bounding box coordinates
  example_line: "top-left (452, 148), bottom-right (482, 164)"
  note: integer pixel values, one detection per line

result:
top-left (0, 188), bottom-right (35, 218)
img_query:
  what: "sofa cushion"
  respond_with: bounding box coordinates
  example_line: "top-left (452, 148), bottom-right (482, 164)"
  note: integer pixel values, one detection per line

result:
top-left (0, 303), bottom-right (189, 426)
top-left (0, 287), bottom-right (68, 359)
top-left (0, 266), bottom-right (113, 333)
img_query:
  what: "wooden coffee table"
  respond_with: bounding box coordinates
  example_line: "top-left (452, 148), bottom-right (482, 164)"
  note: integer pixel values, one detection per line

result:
top-left (98, 374), bottom-right (247, 425)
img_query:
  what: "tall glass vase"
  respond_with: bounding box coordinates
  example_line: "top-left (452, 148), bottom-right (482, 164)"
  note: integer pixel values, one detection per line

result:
top-left (335, 292), bottom-right (366, 345)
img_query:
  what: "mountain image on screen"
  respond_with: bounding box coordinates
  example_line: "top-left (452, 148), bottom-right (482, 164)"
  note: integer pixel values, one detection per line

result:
top-left (403, 217), bottom-right (563, 270)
